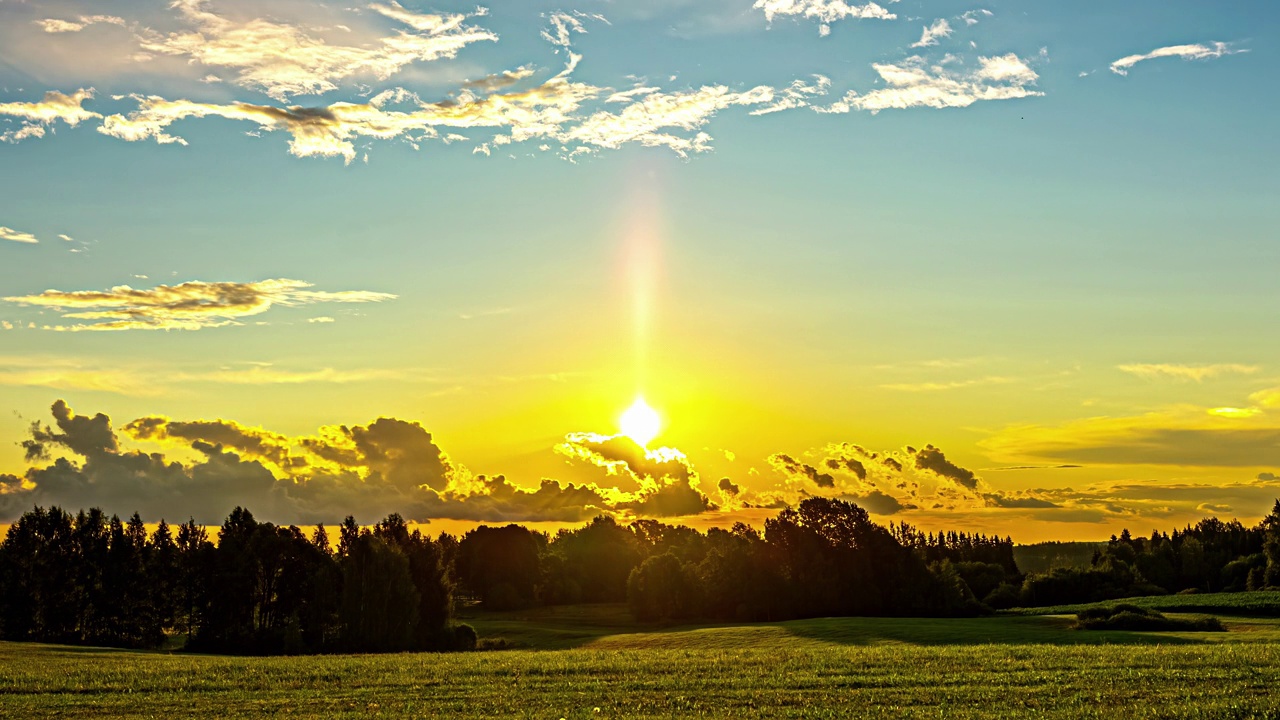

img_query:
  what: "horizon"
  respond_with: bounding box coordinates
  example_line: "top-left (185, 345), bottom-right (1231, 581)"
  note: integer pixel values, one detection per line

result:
top-left (3, 0), bottom-right (1279, 543)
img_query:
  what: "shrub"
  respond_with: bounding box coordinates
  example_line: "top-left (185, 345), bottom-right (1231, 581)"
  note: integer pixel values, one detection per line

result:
top-left (1074, 604), bottom-right (1224, 632)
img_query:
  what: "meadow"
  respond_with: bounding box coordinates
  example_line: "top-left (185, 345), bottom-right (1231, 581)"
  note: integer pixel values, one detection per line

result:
top-left (5, 600), bottom-right (1280, 719)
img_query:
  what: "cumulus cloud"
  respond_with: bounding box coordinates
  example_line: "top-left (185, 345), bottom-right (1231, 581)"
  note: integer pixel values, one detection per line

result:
top-left (4, 278), bottom-right (396, 331)
top-left (0, 88), bottom-right (100, 143)
top-left (769, 453), bottom-right (835, 488)
top-left (817, 53), bottom-right (1041, 113)
top-left (1118, 363), bottom-right (1258, 382)
top-left (554, 432), bottom-right (714, 517)
top-left (910, 19), bottom-right (952, 48)
top-left (0, 226), bottom-right (40, 244)
top-left (0, 400), bottom-right (682, 524)
top-left (137, 0), bottom-right (497, 100)
top-left (912, 445), bottom-right (979, 490)
top-left (1110, 42), bottom-right (1246, 76)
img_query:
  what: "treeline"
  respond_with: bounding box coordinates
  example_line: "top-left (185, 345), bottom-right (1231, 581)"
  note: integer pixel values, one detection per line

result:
top-left (1017, 501), bottom-right (1280, 607)
top-left (456, 498), bottom-right (1022, 622)
top-left (0, 498), bottom-right (1023, 652)
top-left (0, 506), bottom-right (472, 654)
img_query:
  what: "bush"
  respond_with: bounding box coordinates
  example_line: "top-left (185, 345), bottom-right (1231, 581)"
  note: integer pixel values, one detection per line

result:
top-left (1074, 604), bottom-right (1224, 632)
top-left (450, 623), bottom-right (478, 651)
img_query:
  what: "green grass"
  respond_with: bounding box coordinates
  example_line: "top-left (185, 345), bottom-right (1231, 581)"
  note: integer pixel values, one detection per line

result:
top-left (7, 608), bottom-right (1280, 718)
top-left (1007, 590), bottom-right (1280, 618)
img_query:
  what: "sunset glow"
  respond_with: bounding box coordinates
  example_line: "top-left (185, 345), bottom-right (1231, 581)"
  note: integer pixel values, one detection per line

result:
top-left (0, 0), bottom-right (1275, 545)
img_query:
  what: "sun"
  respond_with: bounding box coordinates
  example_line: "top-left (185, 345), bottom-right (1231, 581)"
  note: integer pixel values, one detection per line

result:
top-left (619, 396), bottom-right (661, 448)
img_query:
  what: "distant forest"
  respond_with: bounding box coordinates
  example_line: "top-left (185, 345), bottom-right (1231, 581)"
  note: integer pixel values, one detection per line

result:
top-left (2, 497), bottom-right (1280, 655)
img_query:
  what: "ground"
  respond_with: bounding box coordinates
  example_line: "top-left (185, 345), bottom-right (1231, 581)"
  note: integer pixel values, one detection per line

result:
top-left (5, 597), bottom-right (1280, 718)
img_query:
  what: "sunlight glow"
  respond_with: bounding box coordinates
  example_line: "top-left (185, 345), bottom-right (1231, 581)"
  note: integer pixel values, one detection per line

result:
top-left (620, 396), bottom-right (661, 447)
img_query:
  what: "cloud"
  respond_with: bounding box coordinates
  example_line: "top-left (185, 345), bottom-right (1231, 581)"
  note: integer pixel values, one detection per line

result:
top-left (1110, 42), bottom-right (1246, 76)
top-left (910, 19), bottom-right (952, 49)
top-left (817, 54), bottom-right (1041, 113)
top-left (98, 58), bottom-right (601, 162)
top-left (749, 75), bottom-right (831, 115)
top-left (718, 477), bottom-right (741, 496)
top-left (769, 453), bottom-right (835, 488)
top-left (542, 10), bottom-right (607, 49)
top-left (912, 445), bottom-right (979, 490)
top-left (982, 410), bottom-right (1280, 468)
top-left (0, 401), bottom-right (722, 524)
top-left (0, 89), bottom-right (100, 143)
top-left (881, 376), bottom-right (1014, 392)
top-left (36, 15), bottom-right (126, 33)
top-left (959, 9), bottom-right (992, 26)
top-left (0, 226), bottom-right (40, 244)
top-left (1118, 363), bottom-right (1258, 382)
top-left (563, 83), bottom-right (775, 157)
top-left (840, 489), bottom-right (906, 515)
top-left (3, 278), bottom-right (396, 331)
top-left (754, 0), bottom-right (897, 33)
top-left (138, 0), bottom-right (497, 100)
top-left (1251, 388), bottom-right (1280, 409)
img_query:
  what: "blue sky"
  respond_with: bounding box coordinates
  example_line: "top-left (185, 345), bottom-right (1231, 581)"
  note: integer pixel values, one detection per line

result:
top-left (1, 0), bottom-right (1278, 539)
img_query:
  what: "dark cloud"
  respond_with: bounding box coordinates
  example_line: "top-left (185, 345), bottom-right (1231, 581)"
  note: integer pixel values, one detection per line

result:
top-left (912, 445), bottom-right (979, 490)
top-left (619, 480), bottom-right (714, 518)
top-left (2, 401), bottom-right (721, 525)
top-left (126, 415), bottom-right (299, 470)
top-left (769, 453), bottom-right (834, 488)
top-left (718, 477), bottom-right (740, 496)
top-left (824, 456), bottom-right (867, 481)
top-left (23, 399), bottom-right (118, 461)
top-left (883, 457), bottom-right (903, 472)
top-left (839, 490), bottom-right (906, 515)
top-left (982, 493), bottom-right (1061, 509)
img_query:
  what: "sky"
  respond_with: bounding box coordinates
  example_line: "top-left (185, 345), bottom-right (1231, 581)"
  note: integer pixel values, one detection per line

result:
top-left (1, 0), bottom-right (1278, 542)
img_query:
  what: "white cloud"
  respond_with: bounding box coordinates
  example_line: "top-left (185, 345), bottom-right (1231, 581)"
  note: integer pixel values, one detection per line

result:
top-left (0, 227), bottom-right (40, 244)
top-left (0, 88), bottom-right (100, 142)
top-left (36, 15), bottom-right (126, 34)
top-left (562, 84), bottom-right (774, 156)
top-left (4, 278), bottom-right (397, 331)
top-left (818, 53), bottom-right (1041, 113)
top-left (910, 19), bottom-right (952, 48)
top-left (755, 0), bottom-right (897, 29)
top-left (1110, 42), bottom-right (1246, 76)
top-left (138, 0), bottom-right (498, 100)
top-left (959, 9), bottom-right (992, 26)
top-left (1118, 363), bottom-right (1258, 382)
top-left (750, 75), bottom-right (831, 115)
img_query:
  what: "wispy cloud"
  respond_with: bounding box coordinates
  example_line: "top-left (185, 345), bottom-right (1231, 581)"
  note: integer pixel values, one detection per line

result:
top-left (35, 15), bottom-right (126, 34)
top-left (910, 19), bottom-right (952, 49)
top-left (959, 9), bottom-right (992, 26)
top-left (563, 84), bottom-right (774, 156)
top-left (817, 53), bottom-right (1041, 113)
top-left (4, 278), bottom-right (396, 331)
top-left (138, 0), bottom-right (497, 100)
top-left (1117, 363), bottom-right (1258, 382)
top-left (881, 376), bottom-right (1014, 392)
top-left (1110, 42), bottom-right (1246, 76)
top-left (0, 226), bottom-right (40, 244)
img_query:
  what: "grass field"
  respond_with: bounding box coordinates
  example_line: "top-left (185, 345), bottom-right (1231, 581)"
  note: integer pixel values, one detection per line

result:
top-left (6, 603), bottom-right (1280, 718)
top-left (1005, 590), bottom-right (1280, 618)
